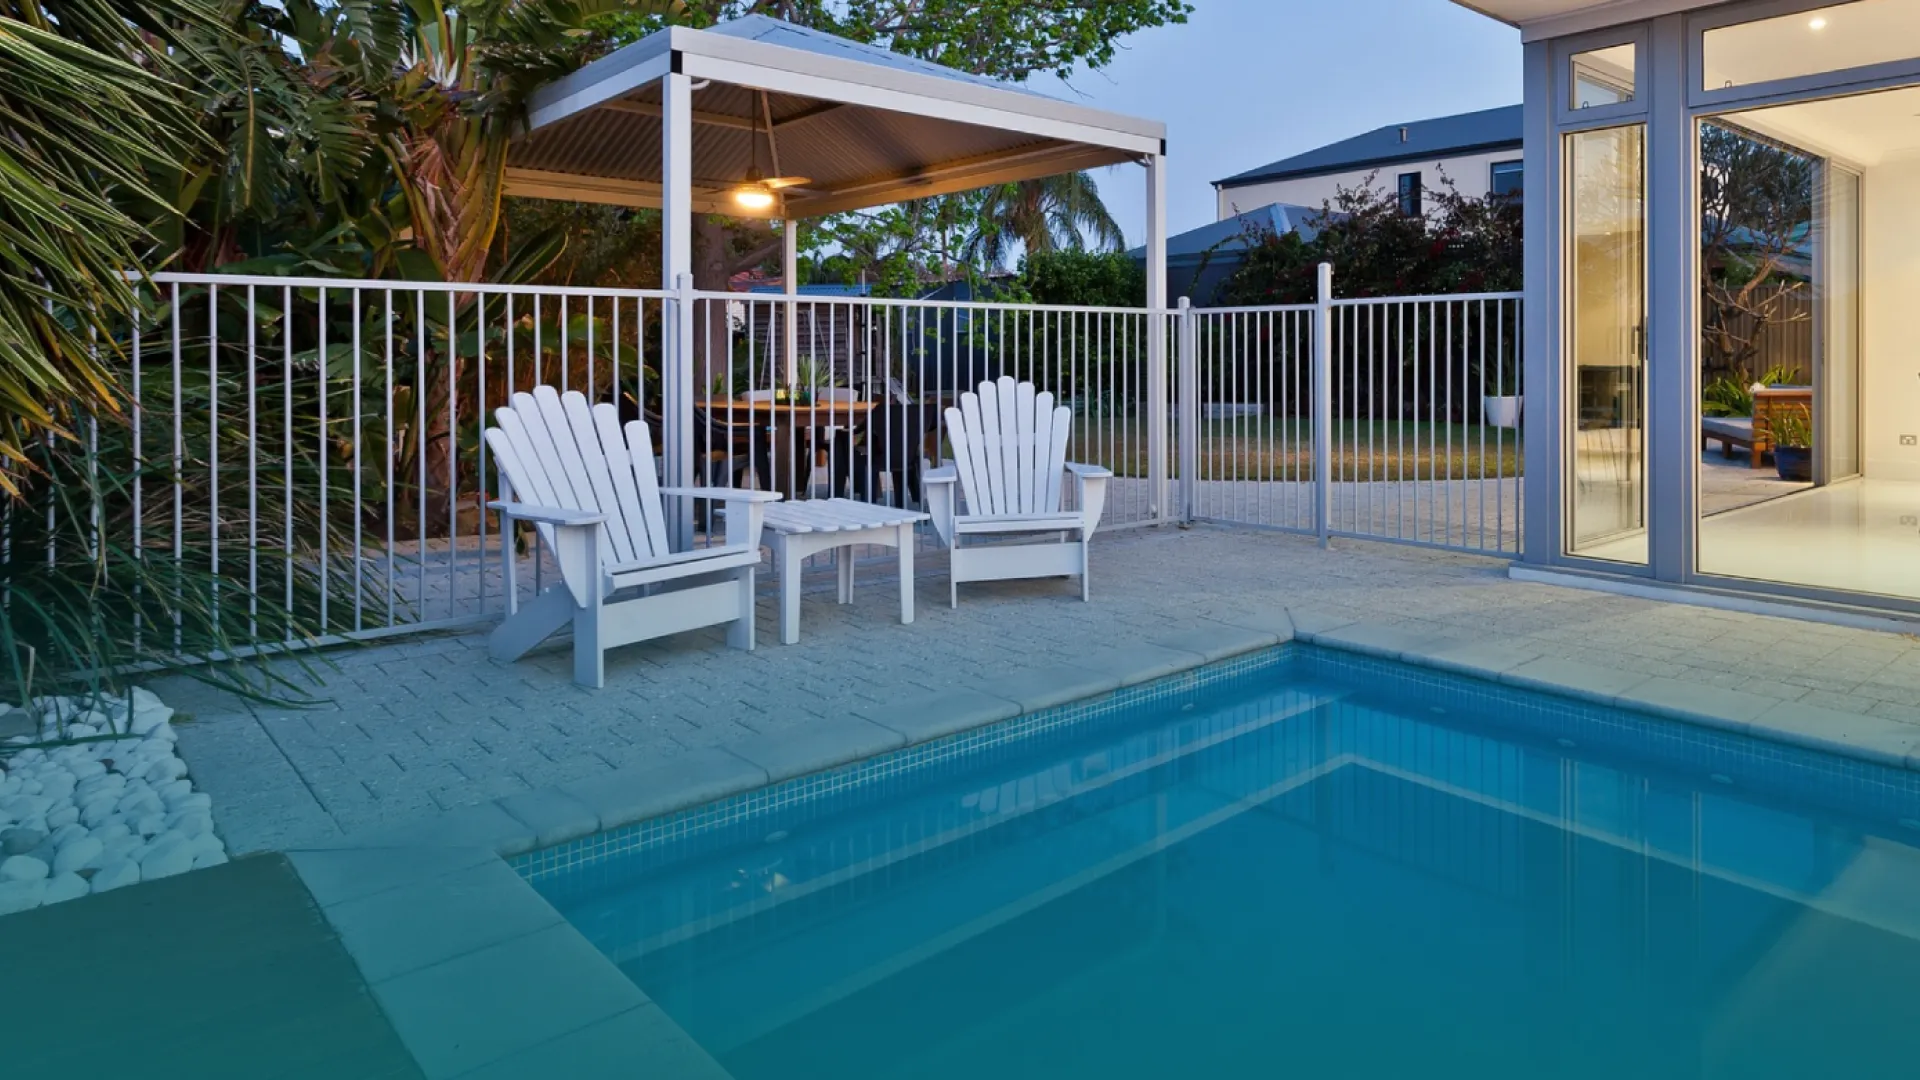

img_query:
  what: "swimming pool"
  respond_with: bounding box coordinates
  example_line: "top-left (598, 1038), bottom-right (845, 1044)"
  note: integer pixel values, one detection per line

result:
top-left (524, 646), bottom-right (1920, 1079)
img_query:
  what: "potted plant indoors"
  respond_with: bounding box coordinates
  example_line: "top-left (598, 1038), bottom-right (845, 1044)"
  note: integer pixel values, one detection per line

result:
top-left (1770, 405), bottom-right (1814, 482)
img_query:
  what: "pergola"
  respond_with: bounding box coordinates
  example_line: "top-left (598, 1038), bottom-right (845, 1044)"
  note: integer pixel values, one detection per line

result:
top-left (505, 15), bottom-right (1170, 530)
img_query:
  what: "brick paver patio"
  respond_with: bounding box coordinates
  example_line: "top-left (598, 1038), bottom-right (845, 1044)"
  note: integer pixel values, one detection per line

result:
top-left (158, 524), bottom-right (1920, 855)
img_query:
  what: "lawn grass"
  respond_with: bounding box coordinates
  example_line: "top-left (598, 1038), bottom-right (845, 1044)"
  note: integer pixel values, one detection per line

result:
top-left (1068, 417), bottom-right (1525, 481)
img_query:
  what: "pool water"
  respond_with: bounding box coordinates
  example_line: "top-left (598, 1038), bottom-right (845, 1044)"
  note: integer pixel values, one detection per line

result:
top-left (534, 652), bottom-right (1920, 1079)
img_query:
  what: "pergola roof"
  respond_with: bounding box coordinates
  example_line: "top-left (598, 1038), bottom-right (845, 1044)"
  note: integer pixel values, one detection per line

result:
top-left (506, 15), bottom-right (1167, 220)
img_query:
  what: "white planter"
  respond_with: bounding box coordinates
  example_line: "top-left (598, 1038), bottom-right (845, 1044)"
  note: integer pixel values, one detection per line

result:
top-left (1482, 394), bottom-right (1522, 430)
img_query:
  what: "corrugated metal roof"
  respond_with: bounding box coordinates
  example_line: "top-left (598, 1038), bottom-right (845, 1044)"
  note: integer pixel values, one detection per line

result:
top-left (704, 15), bottom-right (1061, 101)
top-left (508, 16), bottom-right (1157, 218)
top-left (1216, 105), bottom-right (1522, 188)
top-left (1128, 202), bottom-right (1327, 262)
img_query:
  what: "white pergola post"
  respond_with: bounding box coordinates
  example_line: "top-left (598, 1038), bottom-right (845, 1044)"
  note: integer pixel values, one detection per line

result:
top-left (1144, 153), bottom-right (1170, 524)
top-left (783, 217), bottom-right (799, 387)
top-left (662, 69), bottom-right (695, 545)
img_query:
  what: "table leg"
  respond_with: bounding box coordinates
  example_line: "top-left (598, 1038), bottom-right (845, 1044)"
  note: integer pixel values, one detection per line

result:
top-left (779, 536), bottom-right (803, 645)
top-left (837, 545), bottom-right (854, 605)
top-left (897, 523), bottom-right (915, 625)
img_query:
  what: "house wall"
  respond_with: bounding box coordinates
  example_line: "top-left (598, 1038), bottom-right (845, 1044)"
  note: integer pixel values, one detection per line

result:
top-left (1861, 156), bottom-right (1920, 482)
top-left (1215, 149), bottom-right (1524, 220)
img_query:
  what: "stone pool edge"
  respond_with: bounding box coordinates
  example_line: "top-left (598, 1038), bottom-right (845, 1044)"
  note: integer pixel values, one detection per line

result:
top-left (331, 606), bottom-right (1920, 863)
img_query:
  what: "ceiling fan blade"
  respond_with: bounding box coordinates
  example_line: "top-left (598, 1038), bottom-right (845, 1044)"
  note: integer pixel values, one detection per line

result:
top-left (763, 176), bottom-right (811, 190)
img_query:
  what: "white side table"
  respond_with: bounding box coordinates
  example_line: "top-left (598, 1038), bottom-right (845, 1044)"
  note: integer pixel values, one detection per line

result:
top-left (760, 499), bottom-right (931, 644)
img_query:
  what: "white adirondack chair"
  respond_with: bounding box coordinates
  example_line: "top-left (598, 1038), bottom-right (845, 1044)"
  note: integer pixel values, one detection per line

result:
top-left (924, 377), bottom-right (1112, 606)
top-left (484, 387), bottom-right (781, 688)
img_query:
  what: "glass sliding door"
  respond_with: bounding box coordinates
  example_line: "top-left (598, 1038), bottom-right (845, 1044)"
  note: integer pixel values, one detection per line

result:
top-left (1565, 124), bottom-right (1648, 562)
top-left (1819, 163), bottom-right (1861, 482)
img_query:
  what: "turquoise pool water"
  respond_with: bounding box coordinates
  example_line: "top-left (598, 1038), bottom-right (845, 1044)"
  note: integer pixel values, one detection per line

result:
top-left (531, 649), bottom-right (1920, 1079)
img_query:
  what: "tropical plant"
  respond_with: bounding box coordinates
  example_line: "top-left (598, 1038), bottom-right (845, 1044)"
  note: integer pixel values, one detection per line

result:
top-left (1769, 404), bottom-right (1813, 450)
top-left (0, 0), bottom-right (223, 491)
top-left (963, 173), bottom-right (1125, 272)
top-left (1702, 364), bottom-right (1801, 418)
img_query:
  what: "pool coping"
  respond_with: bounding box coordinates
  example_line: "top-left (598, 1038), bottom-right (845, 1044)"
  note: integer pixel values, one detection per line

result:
top-left (337, 608), bottom-right (1920, 864)
top-left (285, 607), bottom-right (1920, 1078)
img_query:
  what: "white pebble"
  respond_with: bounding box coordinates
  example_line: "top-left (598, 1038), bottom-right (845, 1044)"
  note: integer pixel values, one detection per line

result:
top-left (68, 759), bottom-right (106, 780)
top-left (52, 838), bottom-right (103, 876)
top-left (44, 805), bottom-right (79, 830)
top-left (169, 812), bottom-right (212, 839)
top-left (0, 855), bottom-right (49, 882)
top-left (132, 813), bottom-right (166, 838)
top-left (0, 879), bottom-right (46, 914)
top-left (189, 833), bottom-right (224, 858)
top-left (41, 873), bottom-right (87, 905)
top-left (190, 850), bottom-right (228, 870)
top-left (66, 723), bottom-right (100, 739)
top-left (141, 839), bottom-right (193, 881)
top-left (93, 821), bottom-right (131, 844)
top-left (48, 824), bottom-right (89, 849)
top-left (79, 798), bottom-right (118, 829)
top-left (89, 859), bottom-right (140, 893)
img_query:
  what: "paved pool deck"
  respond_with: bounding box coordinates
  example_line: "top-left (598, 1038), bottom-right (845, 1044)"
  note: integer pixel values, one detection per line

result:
top-left (158, 522), bottom-right (1920, 858)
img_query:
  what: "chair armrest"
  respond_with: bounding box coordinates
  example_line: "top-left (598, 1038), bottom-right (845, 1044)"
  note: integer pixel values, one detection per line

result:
top-left (923, 465), bottom-right (958, 546)
top-left (1062, 463), bottom-right (1110, 536)
top-left (658, 487), bottom-right (784, 504)
top-left (487, 501), bottom-right (605, 527)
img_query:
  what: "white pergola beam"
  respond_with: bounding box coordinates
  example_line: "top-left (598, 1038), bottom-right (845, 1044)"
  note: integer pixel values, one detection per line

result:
top-left (785, 145), bottom-right (1134, 219)
top-left (503, 167), bottom-right (786, 218)
top-left (662, 70), bottom-right (695, 545)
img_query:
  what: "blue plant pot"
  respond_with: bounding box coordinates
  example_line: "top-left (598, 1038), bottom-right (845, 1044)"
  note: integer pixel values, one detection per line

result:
top-left (1774, 446), bottom-right (1812, 482)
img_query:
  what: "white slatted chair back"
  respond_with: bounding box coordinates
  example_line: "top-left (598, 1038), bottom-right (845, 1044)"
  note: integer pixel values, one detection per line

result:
top-left (943, 377), bottom-right (1071, 518)
top-left (484, 386), bottom-right (671, 569)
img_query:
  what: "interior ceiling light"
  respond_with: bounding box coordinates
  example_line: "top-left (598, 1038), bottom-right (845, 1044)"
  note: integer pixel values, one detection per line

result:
top-left (1808, 15), bottom-right (1828, 29)
top-left (731, 91), bottom-right (810, 211)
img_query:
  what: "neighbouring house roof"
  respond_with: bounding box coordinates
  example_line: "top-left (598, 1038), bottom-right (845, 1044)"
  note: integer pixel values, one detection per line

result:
top-left (1216, 105), bottom-right (1522, 189)
top-left (1127, 202), bottom-right (1327, 266)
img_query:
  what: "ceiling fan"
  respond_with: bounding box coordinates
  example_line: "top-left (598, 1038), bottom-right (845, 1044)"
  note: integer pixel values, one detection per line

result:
top-left (731, 91), bottom-right (810, 211)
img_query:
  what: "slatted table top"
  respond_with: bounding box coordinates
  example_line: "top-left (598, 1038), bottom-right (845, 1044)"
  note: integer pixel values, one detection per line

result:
top-left (761, 498), bottom-right (929, 534)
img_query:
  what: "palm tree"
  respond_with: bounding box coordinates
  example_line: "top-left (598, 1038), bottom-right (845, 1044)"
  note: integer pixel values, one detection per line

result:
top-left (963, 171), bottom-right (1125, 273)
top-left (0, 0), bottom-right (221, 489)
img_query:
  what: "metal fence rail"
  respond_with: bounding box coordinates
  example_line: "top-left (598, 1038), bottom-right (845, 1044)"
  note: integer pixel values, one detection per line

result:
top-left (1182, 271), bottom-right (1524, 557)
top-left (59, 266), bottom-right (1517, 657)
top-left (686, 290), bottom-right (1174, 537)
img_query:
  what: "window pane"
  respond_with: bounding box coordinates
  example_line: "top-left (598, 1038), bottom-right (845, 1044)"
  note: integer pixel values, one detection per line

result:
top-left (1703, 0), bottom-right (1920, 92)
top-left (1571, 44), bottom-right (1636, 109)
top-left (1566, 124), bottom-right (1647, 562)
top-left (1490, 161), bottom-right (1524, 198)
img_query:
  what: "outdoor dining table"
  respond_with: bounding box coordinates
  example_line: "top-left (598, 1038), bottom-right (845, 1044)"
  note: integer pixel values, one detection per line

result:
top-left (698, 396), bottom-right (875, 499)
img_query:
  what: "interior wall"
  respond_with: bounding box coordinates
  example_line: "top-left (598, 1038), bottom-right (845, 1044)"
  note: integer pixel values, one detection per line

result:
top-left (1860, 156), bottom-right (1920, 482)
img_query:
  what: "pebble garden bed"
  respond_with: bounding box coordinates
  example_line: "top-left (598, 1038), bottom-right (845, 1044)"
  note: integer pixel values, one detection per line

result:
top-left (0, 689), bottom-right (225, 915)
